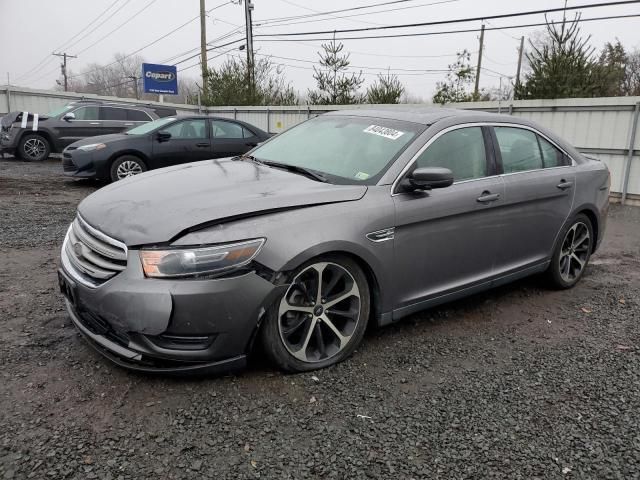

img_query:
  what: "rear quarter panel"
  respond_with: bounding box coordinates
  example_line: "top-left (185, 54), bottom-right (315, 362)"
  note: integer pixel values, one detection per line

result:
top-left (572, 157), bottom-right (610, 251)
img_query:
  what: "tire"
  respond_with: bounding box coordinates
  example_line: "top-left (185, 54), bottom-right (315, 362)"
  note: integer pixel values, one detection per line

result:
top-left (261, 254), bottom-right (371, 372)
top-left (547, 213), bottom-right (594, 289)
top-left (110, 155), bottom-right (147, 182)
top-left (17, 134), bottom-right (50, 162)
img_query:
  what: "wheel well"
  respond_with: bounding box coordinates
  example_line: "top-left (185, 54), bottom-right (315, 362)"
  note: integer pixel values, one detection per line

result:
top-left (577, 208), bottom-right (599, 252)
top-left (109, 151), bottom-right (148, 168)
top-left (18, 130), bottom-right (54, 150)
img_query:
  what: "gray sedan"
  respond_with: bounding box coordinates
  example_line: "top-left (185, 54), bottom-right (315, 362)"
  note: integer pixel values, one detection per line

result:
top-left (58, 108), bottom-right (610, 374)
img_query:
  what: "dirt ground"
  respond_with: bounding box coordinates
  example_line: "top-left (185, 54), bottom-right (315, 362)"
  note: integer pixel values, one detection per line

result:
top-left (1, 157), bottom-right (639, 479)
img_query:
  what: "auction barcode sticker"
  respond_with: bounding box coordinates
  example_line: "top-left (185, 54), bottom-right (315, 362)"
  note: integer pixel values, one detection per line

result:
top-left (363, 125), bottom-right (405, 140)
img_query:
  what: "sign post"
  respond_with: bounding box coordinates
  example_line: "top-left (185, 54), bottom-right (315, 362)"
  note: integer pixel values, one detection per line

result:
top-left (142, 63), bottom-right (178, 96)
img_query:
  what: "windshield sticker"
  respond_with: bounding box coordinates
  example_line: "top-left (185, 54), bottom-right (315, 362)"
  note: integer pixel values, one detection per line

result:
top-left (354, 171), bottom-right (370, 180)
top-left (363, 124), bottom-right (405, 140)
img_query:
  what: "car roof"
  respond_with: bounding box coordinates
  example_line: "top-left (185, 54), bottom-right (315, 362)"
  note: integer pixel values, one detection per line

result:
top-left (325, 107), bottom-right (498, 126)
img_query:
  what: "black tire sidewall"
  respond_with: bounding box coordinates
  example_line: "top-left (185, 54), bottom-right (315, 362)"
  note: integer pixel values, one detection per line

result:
top-left (549, 213), bottom-right (594, 289)
top-left (18, 134), bottom-right (50, 162)
top-left (110, 155), bottom-right (147, 182)
top-left (261, 254), bottom-right (371, 372)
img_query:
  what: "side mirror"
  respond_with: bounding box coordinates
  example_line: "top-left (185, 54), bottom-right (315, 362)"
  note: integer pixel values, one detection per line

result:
top-left (402, 167), bottom-right (454, 191)
top-left (63, 112), bottom-right (75, 121)
top-left (157, 130), bottom-right (172, 142)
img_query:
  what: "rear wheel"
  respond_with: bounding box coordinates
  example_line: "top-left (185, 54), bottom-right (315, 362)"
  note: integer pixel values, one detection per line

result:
top-left (547, 214), bottom-right (594, 289)
top-left (110, 155), bottom-right (147, 182)
top-left (18, 134), bottom-right (50, 161)
top-left (261, 255), bottom-right (370, 372)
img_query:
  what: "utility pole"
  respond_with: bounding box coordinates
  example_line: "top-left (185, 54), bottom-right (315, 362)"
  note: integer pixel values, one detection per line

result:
top-left (200, 0), bottom-right (209, 100)
top-left (244, 0), bottom-right (255, 101)
top-left (53, 52), bottom-right (77, 92)
top-left (514, 36), bottom-right (525, 99)
top-left (473, 24), bottom-right (485, 99)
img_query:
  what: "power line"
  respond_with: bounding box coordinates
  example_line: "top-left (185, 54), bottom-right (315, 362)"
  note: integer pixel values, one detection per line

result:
top-left (274, 0), bottom-right (387, 27)
top-left (257, 0), bottom-right (460, 29)
top-left (76, 0), bottom-right (159, 55)
top-left (66, 0), bottom-right (233, 81)
top-left (14, 0), bottom-right (123, 81)
top-left (173, 37), bottom-right (245, 66)
top-left (254, 1), bottom-right (640, 37)
top-left (178, 45), bottom-right (246, 72)
top-left (253, 13), bottom-right (640, 42)
top-left (63, 0), bottom-right (133, 51)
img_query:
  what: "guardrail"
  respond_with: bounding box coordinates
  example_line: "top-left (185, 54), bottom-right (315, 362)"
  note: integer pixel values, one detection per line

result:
top-left (1, 86), bottom-right (638, 202)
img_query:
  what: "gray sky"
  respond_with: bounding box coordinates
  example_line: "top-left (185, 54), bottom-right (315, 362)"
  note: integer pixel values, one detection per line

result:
top-left (1, 0), bottom-right (639, 99)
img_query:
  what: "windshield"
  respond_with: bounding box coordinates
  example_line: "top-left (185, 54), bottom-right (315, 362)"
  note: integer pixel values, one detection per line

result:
top-left (251, 116), bottom-right (422, 185)
top-left (47, 104), bottom-right (74, 117)
top-left (126, 117), bottom-right (176, 135)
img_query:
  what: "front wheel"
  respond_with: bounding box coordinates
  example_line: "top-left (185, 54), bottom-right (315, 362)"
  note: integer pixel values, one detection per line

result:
top-left (18, 134), bottom-right (50, 161)
top-left (261, 255), bottom-right (370, 372)
top-left (110, 155), bottom-right (147, 182)
top-left (547, 214), bottom-right (594, 289)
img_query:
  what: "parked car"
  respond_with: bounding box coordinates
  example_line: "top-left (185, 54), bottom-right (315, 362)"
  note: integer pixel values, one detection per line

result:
top-left (0, 100), bottom-right (174, 161)
top-left (58, 108), bottom-right (610, 375)
top-left (62, 116), bottom-right (271, 182)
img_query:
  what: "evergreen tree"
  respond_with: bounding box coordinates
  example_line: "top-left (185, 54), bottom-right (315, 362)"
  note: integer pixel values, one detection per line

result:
top-left (308, 36), bottom-right (364, 105)
top-left (432, 50), bottom-right (476, 104)
top-left (366, 70), bottom-right (405, 104)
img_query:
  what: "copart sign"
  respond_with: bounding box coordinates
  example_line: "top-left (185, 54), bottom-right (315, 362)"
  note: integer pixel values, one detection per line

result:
top-left (142, 63), bottom-right (178, 95)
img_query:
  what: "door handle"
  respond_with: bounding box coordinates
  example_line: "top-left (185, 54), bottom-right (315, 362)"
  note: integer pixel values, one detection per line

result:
top-left (195, 142), bottom-right (209, 148)
top-left (477, 191), bottom-right (500, 203)
top-left (90, 122), bottom-right (100, 125)
top-left (557, 180), bottom-right (573, 190)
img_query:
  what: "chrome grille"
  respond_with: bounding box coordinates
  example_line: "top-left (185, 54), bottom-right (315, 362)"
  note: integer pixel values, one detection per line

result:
top-left (62, 215), bottom-right (127, 287)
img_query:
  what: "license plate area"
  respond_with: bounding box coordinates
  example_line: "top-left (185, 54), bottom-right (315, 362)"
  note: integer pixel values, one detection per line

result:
top-left (58, 269), bottom-right (77, 307)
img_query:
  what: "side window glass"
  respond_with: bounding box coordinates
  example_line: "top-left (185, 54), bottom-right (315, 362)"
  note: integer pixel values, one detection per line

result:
top-left (101, 107), bottom-right (127, 121)
top-left (538, 135), bottom-right (567, 168)
top-left (415, 127), bottom-right (487, 182)
top-left (495, 127), bottom-right (543, 173)
top-left (242, 126), bottom-right (255, 138)
top-left (212, 120), bottom-right (244, 139)
top-left (163, 119), bottom-right (207, 139)
top-left (127, 109), bottom-right (151, 121)
top-left (72, 106), bottom-right (99, 120)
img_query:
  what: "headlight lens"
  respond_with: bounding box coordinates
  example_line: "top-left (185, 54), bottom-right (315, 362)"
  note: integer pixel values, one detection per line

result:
top-left (139, 239), bottom-right (265, 278)
top-left (78, 143), bottom-right (106, 152)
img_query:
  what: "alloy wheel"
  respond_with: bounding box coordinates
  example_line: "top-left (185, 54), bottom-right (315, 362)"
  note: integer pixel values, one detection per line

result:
top-left (23, 138), bottom-right (46, 160)
top-left (278, 262), bottom-right (361, 363)
top-left (116, 160), bottom-right (143, 179)
top-left (559, 221), bottom-right (591, 283)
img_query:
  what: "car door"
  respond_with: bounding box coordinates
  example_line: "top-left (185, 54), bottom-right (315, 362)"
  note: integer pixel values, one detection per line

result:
top-left (150, 118), bottom-right (212, 168)
top-left (55, 105), bottom-right (103, 147)
top-left (490, 126), bottom-right (575, 276)
top-left (211, 119), bottom-right (255, 158)
top-left (391, 126), bottom-right (505, 316)
top-left (100, 107), bottom-right (131, 135)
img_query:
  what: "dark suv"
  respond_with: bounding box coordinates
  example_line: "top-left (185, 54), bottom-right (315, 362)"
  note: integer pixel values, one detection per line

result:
top-left (0, 100), bottom-right (175, 161)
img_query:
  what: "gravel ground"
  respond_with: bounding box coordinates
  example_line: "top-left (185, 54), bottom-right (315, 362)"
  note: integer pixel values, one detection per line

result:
top-left (1, 157), bottom-right (639, 480)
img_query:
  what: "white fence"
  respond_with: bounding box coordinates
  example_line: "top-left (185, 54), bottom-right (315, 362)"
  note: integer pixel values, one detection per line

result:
top-left (1, 86), bottom-right (639, 200)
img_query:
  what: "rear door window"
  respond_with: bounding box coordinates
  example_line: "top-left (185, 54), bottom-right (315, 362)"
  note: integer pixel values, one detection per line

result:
top-left (211, 120), bottom-right (245, 139)
top-left (415, 126), bottom-right (487, 182)
top-left (127, 109), bottom-right (152, 122)
top-left (538, 135), bottom-right (569, 168)
top-left (100, 107), bottom-right (127, 121)
top-left (494, 127), bottom-right (544, 173)
top-left (72, 106), bottom-right (99, 121)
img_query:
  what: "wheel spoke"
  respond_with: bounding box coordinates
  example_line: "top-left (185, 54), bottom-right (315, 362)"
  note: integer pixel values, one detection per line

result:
top-left (313, 323), bottom-right (326, 357)
top-left (563, 255), bottom-right (571, 277)
top-left (282, 301), bottom-right (314, 315)
top-left (310, 263), bottom-right (326, 304)
top-left (321, 268), bottom-right (344, 300)
top-left (282, 315), bottom-right (310, 336)
top-left (573, 230), bottom-right (589, 249)
top-left (293, 318), bottom-right (317, 361)
top-left (320, 314), bottom-right (346, 348)
top-left (571, 253), bottom-right (585, 269)
top-left (325, 286), bottom-right (357, 308)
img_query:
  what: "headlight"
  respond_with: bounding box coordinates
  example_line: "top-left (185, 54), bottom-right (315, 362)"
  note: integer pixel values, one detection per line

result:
top-left (77, 143), bottom-right (106, 152)
top-left (139, 239), bottom-right (265, 278)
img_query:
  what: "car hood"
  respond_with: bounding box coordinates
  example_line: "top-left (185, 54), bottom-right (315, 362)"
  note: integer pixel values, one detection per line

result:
top-left (78, 159), bottom-right (367, 246)
top-left (68, 133), bottom-right (131, 148)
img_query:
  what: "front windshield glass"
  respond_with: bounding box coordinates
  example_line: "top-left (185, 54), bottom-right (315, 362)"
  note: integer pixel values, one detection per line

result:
top-left (251, 116), bottom-right (423, 185)
top-left (47, 104), bottom-right (74, 117)
top-left (126, 117), bottom-right (176, 135)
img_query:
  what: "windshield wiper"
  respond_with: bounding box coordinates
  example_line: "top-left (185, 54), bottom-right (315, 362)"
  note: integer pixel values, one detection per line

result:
top-left (257, 160), bottom-right (328, 183)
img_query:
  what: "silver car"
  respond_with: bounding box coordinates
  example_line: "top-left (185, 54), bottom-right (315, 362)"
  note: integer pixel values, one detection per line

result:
top-left (58, 108), bottom-right (610, 374)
